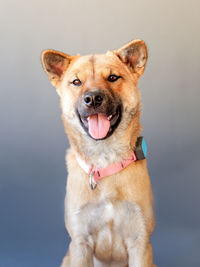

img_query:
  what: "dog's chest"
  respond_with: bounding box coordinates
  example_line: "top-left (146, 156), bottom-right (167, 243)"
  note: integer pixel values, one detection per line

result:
top-left (71, 200), bottom-right (146, 263)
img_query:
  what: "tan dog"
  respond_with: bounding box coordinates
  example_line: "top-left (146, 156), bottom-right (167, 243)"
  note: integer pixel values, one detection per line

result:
top-left (42, 39), bottom-right (156, 267)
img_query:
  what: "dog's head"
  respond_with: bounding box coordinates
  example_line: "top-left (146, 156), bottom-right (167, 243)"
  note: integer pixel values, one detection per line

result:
top-left (41, 40), bottom-right (147, 147)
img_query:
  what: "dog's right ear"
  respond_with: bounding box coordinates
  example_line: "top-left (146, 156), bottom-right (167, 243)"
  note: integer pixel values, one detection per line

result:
top-left (41, 50), bottom-right (72, 87)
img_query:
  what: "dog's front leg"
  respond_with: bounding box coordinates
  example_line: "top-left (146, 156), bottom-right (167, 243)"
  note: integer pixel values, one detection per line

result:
top-left (126, 236), bottom-right (147, 267)
top-left (127, 241), bottom-right (155, 267)
top-left (69, 240), bottom-right (94, 267)
top-left (128, 247), bottom-right (144, 267)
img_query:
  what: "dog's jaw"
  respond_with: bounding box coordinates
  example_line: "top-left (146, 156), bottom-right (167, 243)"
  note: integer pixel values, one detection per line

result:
top-left (62, 104), bottom-right (141, 169)
top-left (77, 105), bottom-right (122, 140)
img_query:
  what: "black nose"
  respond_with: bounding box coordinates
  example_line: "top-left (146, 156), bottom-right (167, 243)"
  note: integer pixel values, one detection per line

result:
top-left (83, 90), bottom-right (104, 108)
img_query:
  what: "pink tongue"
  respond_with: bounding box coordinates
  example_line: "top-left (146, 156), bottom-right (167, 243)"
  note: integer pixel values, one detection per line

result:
top-left (88, 114), bottom-right (110, 139)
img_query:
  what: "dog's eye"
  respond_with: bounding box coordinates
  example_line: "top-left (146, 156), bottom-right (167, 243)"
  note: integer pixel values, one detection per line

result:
top-left (72, 79), bottom-right (82, 86)
top-left (107, 74), bottom-right (121, 82)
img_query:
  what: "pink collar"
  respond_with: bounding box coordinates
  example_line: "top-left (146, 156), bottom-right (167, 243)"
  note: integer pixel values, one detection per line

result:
top-left (76, 150), bottom-right (137, 190)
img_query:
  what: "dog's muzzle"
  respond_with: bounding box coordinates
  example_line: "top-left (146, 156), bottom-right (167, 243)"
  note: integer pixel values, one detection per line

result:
top-left (76, 89), bottom-right (122, 140)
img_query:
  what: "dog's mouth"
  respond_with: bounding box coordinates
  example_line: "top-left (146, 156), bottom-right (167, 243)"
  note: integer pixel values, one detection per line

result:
top-left (78, 106), bottom-right (121, 140)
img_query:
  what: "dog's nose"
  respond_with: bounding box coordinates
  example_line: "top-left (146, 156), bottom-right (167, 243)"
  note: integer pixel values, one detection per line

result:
top-left (83, 90), bottom-right (104, 108)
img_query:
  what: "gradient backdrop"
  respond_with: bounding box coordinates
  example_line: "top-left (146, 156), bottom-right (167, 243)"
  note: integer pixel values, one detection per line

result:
top-left (0, 0), bottom-right (200, 266)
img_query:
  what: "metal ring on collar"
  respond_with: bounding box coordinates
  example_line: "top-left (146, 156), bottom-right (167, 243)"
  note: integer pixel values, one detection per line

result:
top-left (89, 171), bottom-right (97, 190)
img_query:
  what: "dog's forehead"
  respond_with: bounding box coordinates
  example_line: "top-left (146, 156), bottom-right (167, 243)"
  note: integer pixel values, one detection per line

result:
top-left (69, 53), bottom-right (123, 76)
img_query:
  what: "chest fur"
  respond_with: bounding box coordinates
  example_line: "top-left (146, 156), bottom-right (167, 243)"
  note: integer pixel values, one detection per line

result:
top-left (70, 201), bottom-right (147, 263)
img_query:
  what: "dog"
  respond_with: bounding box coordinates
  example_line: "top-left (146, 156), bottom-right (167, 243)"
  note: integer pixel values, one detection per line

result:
top-left (41, 39), bottom-right (156, 267)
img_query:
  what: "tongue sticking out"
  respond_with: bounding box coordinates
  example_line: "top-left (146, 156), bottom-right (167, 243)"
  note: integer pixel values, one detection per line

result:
top-left (88, 114), bottom-right (111, 139)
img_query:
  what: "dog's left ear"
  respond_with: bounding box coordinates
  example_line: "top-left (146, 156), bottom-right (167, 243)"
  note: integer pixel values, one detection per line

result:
top-left (114, 40), bottom-right (148, 76)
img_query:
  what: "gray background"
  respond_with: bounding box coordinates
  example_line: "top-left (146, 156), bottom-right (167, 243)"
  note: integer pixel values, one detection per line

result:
top-left (0, 0), bottom-right (200, 266)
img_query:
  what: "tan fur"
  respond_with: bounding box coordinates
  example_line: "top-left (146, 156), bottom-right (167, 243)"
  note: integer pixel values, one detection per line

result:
top-left (41, 40), bottom-right (156, 267)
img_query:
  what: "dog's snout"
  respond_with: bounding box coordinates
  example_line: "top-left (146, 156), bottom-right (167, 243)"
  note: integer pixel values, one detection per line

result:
top-left (83, 91), bottom-right (104, 108)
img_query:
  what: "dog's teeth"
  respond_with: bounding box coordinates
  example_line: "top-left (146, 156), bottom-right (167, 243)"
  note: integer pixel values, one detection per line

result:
top-left (107, 115), bottom-right (112, 120)
top-left (87, 117), bottom-right (90, 121)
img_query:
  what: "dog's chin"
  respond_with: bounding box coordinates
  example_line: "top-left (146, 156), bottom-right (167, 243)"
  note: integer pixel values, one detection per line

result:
top-left (78, 106), bottom-right (122, 141)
